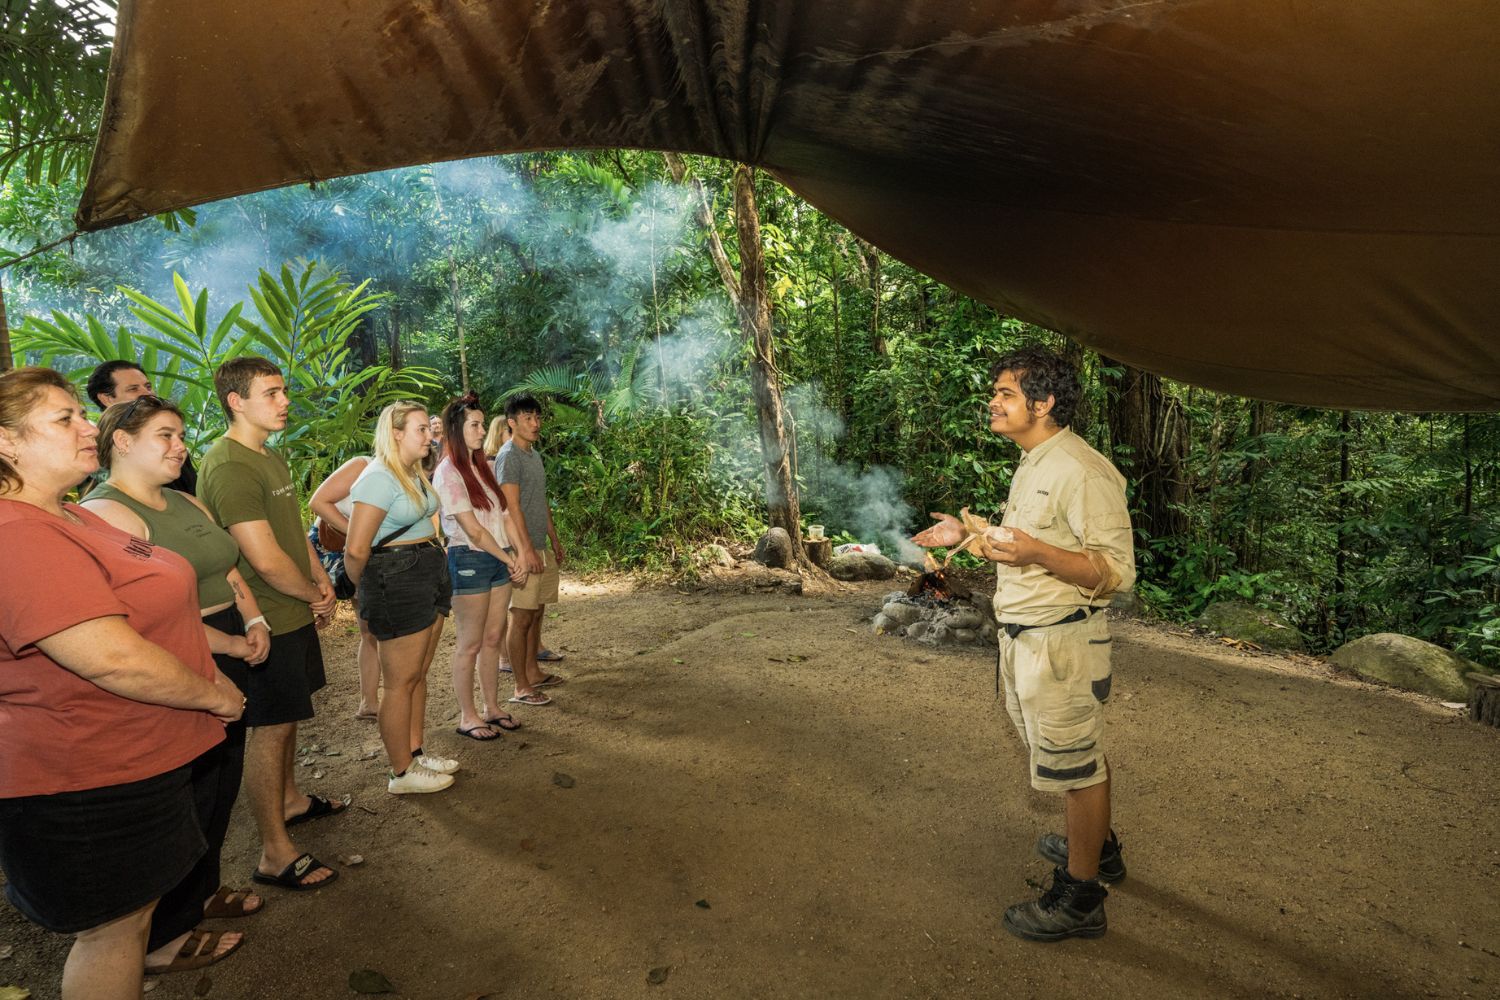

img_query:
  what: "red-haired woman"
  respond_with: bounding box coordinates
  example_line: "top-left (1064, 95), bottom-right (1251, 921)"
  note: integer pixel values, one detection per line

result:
top-left (434, 395), bottom-right (530, 739)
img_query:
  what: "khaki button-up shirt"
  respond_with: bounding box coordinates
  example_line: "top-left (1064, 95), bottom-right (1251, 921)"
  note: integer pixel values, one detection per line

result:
top-left (994, 428), bottom-right (1136, 626)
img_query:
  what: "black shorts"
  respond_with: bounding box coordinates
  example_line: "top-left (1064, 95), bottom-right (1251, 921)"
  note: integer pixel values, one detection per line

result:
top-left (0, 765), bottom-right (206, 933)
top-left (357, 542), bottom-right (451, 641)
top-left (242, 621), bottom-right (327, 727)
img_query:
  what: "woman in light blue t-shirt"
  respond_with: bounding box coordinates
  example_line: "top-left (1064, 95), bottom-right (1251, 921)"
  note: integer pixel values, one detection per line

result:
top-left (343, 402), bottom-right (457, 796)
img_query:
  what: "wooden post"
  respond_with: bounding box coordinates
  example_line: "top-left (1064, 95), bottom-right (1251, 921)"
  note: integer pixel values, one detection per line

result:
top-left (1467, 672), bottom-right (1500, 729)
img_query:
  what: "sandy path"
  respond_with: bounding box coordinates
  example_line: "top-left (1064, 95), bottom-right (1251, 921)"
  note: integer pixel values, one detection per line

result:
top-left (2, 576), bottom-right (1497, 999)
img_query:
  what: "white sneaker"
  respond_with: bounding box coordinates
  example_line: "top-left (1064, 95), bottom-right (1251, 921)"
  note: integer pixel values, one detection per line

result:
top-left (416, 753), bottom-right (459, 775)
top-left (388, 763), bottom-right (454, 794)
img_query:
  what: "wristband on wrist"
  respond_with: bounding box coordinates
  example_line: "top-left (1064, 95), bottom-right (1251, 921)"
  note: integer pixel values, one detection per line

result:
top-left (244, 615), bottom-right (268, 632)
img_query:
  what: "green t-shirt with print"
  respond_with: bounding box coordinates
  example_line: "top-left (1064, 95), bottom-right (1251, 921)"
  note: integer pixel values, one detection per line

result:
top-left (198, 436), bottom-right (313, 635)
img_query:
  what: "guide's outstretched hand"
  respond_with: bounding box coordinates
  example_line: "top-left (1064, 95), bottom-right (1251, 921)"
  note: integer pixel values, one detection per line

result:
top-left (911, 512), bottom-right (965, 548)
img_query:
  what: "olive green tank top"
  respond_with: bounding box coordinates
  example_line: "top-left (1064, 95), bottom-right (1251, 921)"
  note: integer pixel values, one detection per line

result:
top-left (84, 483), bottom-right (240, 609)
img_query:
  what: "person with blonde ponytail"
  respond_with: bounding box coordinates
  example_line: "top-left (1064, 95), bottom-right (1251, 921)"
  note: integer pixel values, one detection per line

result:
top-left (343, 403), bottom-right (456, 795)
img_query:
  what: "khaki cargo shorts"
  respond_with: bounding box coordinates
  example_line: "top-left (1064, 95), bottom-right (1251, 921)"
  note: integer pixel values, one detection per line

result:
top-left (999, 610), bottom-right (1113, 792)
top-left (510, 548), bottom-right (560, 610)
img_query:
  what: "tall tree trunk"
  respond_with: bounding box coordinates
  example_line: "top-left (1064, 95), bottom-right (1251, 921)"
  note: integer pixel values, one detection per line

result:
top-left (1238, 400), bottom-right (1275, 571)
top-left (1100, 358), bottom-right (1187, 543)
top-left (0, 273), bottom-right (12, 371)
top-left (734, 166), bottom-right (807, 564)
top-left (666, 153), bottom-right (811, 567)
top-left (448, 248), bottom-right (470, 393)
top-left (861, 241), bottom-right (885, 356)
top-left (1333, 410), bottom-right (1352, 641)
top-left (387, 303), bottom-right (405, 370)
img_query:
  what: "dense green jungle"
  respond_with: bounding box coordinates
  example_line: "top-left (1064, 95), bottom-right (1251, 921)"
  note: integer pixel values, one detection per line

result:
top-left (2, 3), bottom-right (1496, 668)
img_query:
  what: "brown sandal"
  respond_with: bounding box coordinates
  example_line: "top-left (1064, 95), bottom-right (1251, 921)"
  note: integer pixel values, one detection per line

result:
top-left (202, 885), bottom-right (262, 919)
top-left (144, 927), bottom-right (243, 974)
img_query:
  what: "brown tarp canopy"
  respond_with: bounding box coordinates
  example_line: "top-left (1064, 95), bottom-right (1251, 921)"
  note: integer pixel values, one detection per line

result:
top-left (77, 1), bottom-right (1500, 410)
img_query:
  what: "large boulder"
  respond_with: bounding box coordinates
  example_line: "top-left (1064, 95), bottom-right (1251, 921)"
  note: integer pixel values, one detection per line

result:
top-left (752, 528), bottom-right (793, 569)
top-left (1193, 601), bottom-right (1306, 652)
top-left (829, 552), bottom-right (897, 581)
top-left (1330, 633), bottom-right (1479, 701)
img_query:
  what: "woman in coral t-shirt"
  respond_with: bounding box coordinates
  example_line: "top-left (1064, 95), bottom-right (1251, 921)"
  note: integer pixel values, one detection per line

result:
top-left (0, 368), bottom-right (245, 1000)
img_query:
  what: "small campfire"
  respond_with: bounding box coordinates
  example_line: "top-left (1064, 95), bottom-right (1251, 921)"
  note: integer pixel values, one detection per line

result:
top-left (906, 553), bottom-right (971, 606)
top-left (874, 556), bottom-right (993, 648)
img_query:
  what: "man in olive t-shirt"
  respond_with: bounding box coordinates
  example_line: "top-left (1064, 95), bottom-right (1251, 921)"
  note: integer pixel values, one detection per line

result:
top-left (198, 356), bottom-right (341, 891)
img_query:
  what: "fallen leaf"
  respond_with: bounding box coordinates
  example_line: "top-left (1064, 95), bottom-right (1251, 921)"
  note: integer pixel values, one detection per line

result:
top-left (695, 899), bottom-right (711, 909)
top-left (787, 654), bottom-right (807, 663)
top-left (143, 980), bottom-right (159, 994)
top-left (337, 854), bottom-right (364, 867)
top-left (536, 861), bottom-right (554, 871)
top-left (323, 749), bottom-right (343, 757)
top-left (194, 973), bottom-right (212, 996)
top-left (312, 770), bottom-right (325, 780)
top-left (647, 966), bottom-right (671, 985)
top-left (552, 772), bottom-right (576, 789)
top-left (672, 658), bottom-right (684, 664)
top-left (348, 968), bottom-right (394, 994)
top-left (739, 632), bottom-right (757, 637)
top-left (341, 793), bottom-right (353, 807)
top-left (0, 945), bottom-right (10, 960)
top-left (0, 987), bottom-right (29, 1000)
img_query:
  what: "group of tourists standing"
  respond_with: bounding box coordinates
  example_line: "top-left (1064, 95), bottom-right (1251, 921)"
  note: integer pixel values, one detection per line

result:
top-left (0, 355), bottom-right (567, 997)
top-left (0, 341), bottom-right (1137, 998)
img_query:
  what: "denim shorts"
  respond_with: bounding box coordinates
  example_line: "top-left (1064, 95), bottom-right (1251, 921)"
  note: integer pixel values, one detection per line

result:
top-left (357, 542), bottom-right (452, 641)
top-left (447, 544), bottom-right (513, 596)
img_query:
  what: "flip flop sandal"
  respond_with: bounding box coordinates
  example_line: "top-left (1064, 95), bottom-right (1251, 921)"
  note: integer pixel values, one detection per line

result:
top-left (202, 885), bottom-right (263, 919)
top-left (484, 714), bottom-right (523, 732)
top-left (535, 673), bottom-right (565, 688)
top-left (456, 724), bottom-right (501, 741)
top-left (499, 663), bottom-right (513, 674)
top-left (507, 691), bottom-right (553, 706)
top-left (538, 649), bottom-right (565, 662)
top-left (285, 794), bottom-right (347, 827)
top-left (145, 927), bottom-right (244, 974)
top-left (250, 853), bottom-right (339, 891)
top-left (354, 709), bottom-right (378, 722)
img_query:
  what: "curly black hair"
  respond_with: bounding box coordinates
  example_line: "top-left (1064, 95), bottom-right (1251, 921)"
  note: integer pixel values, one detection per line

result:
top-left (988, 344), bottom-right (1081, 429)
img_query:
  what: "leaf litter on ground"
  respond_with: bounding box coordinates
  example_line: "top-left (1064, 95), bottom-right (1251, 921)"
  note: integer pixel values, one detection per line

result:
top-left (552, 772), bottom-right (576, 789)
top-left (647, 966), bottom-right (671, 985)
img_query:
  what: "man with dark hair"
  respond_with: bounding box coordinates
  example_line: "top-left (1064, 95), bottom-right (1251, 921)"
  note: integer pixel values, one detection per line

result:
top-left (86, 360), bottom-right (197, 494)
top-left (495, 394), bottom-right (566, 705)
top-left (914, 343), bottom-right (1135, 941)
top-left (198, 355), bottom-right (343, 891)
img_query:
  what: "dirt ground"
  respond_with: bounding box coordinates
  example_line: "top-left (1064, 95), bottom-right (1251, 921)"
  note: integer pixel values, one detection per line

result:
top-left (3, 569), bottom-right (1499, 1000)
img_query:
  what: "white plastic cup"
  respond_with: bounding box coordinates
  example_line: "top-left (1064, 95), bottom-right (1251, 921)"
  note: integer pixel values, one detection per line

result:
top-left (808, 525), bottom-right (825, 540)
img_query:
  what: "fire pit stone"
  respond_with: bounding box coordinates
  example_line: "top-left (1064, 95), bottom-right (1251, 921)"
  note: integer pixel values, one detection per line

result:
top-left (871, 588), bottom-right (999, 649)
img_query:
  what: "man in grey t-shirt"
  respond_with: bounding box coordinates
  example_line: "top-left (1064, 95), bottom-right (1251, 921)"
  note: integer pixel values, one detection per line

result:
top-left (495, 395), bottom-right (566, 705)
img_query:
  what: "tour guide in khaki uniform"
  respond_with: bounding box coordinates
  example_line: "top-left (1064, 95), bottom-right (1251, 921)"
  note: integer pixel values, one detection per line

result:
top-left (914, 344), bottom-right (1135, 942)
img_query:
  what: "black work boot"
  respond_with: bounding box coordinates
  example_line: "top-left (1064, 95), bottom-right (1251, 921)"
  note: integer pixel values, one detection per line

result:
top-left (1035, 829), bottom-right (1127, 883)
top-left (1002, 866), bottom-right (1108, 942)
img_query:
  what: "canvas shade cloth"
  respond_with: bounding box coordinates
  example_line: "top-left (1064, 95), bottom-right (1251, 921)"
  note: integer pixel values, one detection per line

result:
top-left (77, 0), bottom-right (1500, 411)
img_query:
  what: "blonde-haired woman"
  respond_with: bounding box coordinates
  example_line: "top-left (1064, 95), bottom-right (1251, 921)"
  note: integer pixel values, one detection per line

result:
top-left (343, 402), bottom-right (456, 794)
top-left (482, 414), bottom-right (509, 460)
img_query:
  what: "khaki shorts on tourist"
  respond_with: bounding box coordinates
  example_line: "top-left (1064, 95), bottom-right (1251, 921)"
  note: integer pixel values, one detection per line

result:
top-left (510, 547), bottom-right (560, 610)
top-left (999, 610), bottom-right (1113, 792)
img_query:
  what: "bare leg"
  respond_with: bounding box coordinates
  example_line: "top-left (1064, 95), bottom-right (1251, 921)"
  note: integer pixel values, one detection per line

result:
top-left (246, 723), bottom-right (332, 885)
top-left (409, 615), bottom-right (445, 752)
top-left (281, 722), bottom-right (305, 818)
top-left (63, 902), bottom-right (155, 1000)
top-left (450, 592), bottom-right (492, 733)
top-left (377, 628), bottom-right (432, 774)
top-left (1064, 768), bottom-right (1111, 881)
top-left (478, 583), bottom-right (511, 719)
top-left (356, 618), bottom-right (380, 717)
top-left (508, 607), bottom-right (543, 694)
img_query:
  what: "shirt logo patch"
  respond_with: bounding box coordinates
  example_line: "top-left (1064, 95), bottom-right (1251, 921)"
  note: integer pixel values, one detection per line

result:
top-left (124, 537), bottom-right (154, 560)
